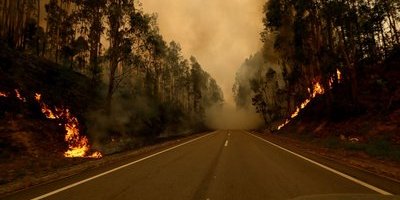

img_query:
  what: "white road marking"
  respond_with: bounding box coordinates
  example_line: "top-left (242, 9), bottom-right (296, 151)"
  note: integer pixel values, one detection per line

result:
top-left (246, 131), bottom-right (392, 195)
top-left (31, 132), bottom-right (216, 200)
top-left (224, 140), bottom-right (229, 147)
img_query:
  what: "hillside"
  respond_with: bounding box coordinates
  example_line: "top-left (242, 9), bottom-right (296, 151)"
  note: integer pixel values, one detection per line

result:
top-left (231, 0), bottom-right (400, 170)
top-left (0, 45), bottom-right (100, 186)
top-left (276, 48), bottom-right (400, 160)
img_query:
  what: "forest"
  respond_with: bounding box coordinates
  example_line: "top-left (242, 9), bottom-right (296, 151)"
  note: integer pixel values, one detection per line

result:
top-left (234, 0), bottom-right (400, 132)
top-left (1, 0), bottom-right (400, 197)
top-left (0, 0), bottom-right (224, 153)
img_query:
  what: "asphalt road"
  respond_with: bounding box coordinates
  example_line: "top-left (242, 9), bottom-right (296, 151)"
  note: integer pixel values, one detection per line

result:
top-left (3, 130), bottom-right (400, 200)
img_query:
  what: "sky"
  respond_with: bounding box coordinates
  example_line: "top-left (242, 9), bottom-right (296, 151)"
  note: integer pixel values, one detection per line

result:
top-left (141, 0), bottom-right (265, 104)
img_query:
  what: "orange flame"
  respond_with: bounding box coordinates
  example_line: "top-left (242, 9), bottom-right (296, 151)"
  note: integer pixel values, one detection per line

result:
top-left (329, 69), bottom-right (342, 89)
top-left (337, 69), bottom-right (342, 83)
top-left (34, 92), bottom-right (102, 158)
top-left (277, 69), bottom-right (342, 130)
top-left (35, 93), bottom-right (57, 119)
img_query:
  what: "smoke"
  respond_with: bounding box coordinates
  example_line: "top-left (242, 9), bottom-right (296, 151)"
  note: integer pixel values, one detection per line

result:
top-left (37, 0), bottom-right (268, 130)
top-left (85, 90), bottom-right (147, 141)
top-left (205, 103), bottom-right (264, 130)
top-left (141, 0), bottom-right (265, 104)
top-left (38, 0), bottom-right (265, 104)
top-left (141, 0), bottom-right (266, 130)
top-left (85, 87), bottom-right (175, 154)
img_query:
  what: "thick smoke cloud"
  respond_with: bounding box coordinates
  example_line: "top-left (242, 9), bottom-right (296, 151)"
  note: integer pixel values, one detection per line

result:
top-left (142, 0), bottom-right (266, 129)
top-left (38, 0), bottom-right (266, 130)
top-left (38, 0), bottom-right (265, 104)
top-left (205, 104), bottom-right (263, 130)
top-left (142, 0), bottom-right (265, 104)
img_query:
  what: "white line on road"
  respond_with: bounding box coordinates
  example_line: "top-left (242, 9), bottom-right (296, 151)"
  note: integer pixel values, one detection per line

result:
top-left (246, 131), bottom-right (392, 195)
top-left (31, 132), bottom-right (216, 200)
top-left (224, 140), bottom-right (229, 147)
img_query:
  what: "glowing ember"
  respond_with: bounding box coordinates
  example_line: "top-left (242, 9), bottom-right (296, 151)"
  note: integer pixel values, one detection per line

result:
top-left (34, 92), bottom-right (102, 158)
top-left (35, 93), bottom-right (56, 119)
top-left (311, 82), bottom-right (324, 98)
top-left (277, 69), bottom-right (342, 130)
top-left (328, 77), bottom-right (334, 89)
top-left (89, 151), bottom-right (103, 158)
top-left (14, 89), bottom-right (26, 102)
top-left (0, 91), bottom-right (7, 97)
top-left (34, 93), bottom-right (41, 101)
top-left (329, 69), bottom-right (342, 89)
top-left (337, 69), bottom-right (342, 83)
top-left (277, 119), bottom-right (290, 130)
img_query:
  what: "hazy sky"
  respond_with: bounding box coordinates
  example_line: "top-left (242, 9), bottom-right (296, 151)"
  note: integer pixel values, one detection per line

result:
top-left (142, 0), bottom-right (265, 104)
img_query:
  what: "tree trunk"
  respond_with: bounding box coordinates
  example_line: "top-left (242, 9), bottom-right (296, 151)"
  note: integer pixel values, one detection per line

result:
top-left (106, 60), bottom-right (117, 115)
top-left (36, 0), bottom-right (40, 55)
top-left (106, 0), bottom-right (121, 115)
top-left (339, 27), bottom-right (359, 104)
top-left (89, 12), bottom-right (101, 84)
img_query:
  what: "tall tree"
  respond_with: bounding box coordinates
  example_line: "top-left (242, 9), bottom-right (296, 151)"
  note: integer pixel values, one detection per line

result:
top-left (105, 0), bottom-right (135, 114)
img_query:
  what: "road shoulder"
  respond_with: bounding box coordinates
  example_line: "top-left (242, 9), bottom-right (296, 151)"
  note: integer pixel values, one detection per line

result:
top-left (0, 132), bottom-right (212, 198)
top-left (249, 131), bottom-right (400, 195)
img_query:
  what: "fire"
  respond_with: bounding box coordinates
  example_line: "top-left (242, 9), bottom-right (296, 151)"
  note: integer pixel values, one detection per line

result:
top-left (328, 69), bottom-right (342, 89)
top-left (277, 69), bottom-right (342, 130)
top-left (0, 90), bottom-right (26, 101)
top-left (0, 91), bottom-right (7, 97)
top-left (328, 77), bottom-right (334, 89)
top-left (337, 69), bottom-right (342, 83)
top-left (35, 93), bottom-right (102, 158)
top-left (277, 82), bottom-right (321, 130)
top-left (35, 93), bottom-right (56, 119)
top-left (1, 90), bottom-right (102, 158)
top-left (14, 89), bottom-right (26, 102)
top-left (277, 119), bottom-right (290, 130)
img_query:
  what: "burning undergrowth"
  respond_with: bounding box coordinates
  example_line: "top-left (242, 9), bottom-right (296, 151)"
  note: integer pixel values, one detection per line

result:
top-left (266, 49), bottom-right (400, 163)
top-left (0, 89), bottom-right (102, 158)
top-left (0, 46), bottom-right (104, 160)
top-left (34, 93), bottom-right (102, 158)
top-left (277, 69), bottom-right (342, 130)
top-left (0, 46), bottom-right (106, 189)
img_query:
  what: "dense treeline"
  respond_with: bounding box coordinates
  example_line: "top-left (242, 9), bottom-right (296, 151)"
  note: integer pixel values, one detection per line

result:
top-left (234, 0), bottom-right (399, 130)
top-left (232, 51), bottom-right (283, 127)
top-left (0, 0), bottom-right (223, 139)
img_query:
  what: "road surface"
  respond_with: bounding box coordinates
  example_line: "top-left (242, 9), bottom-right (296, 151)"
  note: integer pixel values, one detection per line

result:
top-left (3, 130), bottom-right (400, 200)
